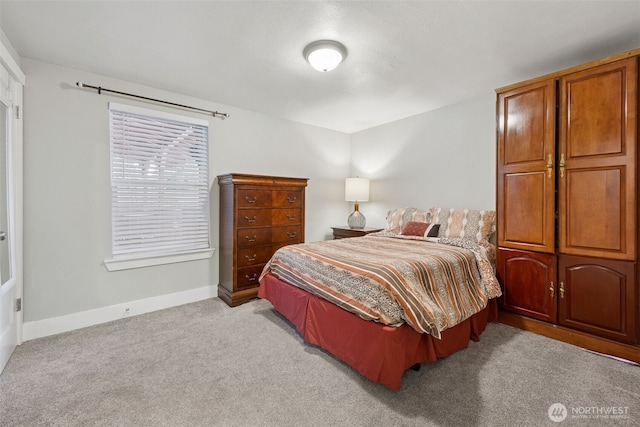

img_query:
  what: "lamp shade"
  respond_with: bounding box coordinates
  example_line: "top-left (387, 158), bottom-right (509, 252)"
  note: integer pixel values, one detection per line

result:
top-left (345, 177), bottom-right (369, 202)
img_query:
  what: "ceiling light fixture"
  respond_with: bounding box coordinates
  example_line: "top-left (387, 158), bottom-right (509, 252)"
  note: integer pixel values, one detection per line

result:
top-left (303, 40), bottom-right (348, 72)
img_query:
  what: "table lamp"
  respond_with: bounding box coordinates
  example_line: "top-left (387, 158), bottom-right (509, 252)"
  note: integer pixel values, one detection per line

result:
top-left (345, 177), bottom-right (370, 229)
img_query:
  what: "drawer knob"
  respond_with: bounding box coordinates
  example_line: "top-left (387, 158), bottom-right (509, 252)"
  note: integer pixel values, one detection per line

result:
top-left (245, 273), bottom-right (258, 282)
top-left (245, 215), bottom-right (257, 223)
top-left (287, 196), bottom-right (297, 203)
top-left (245, 196), bottom-right (257, 203)
top-left (287, 231), bottom-right (297, 238)
top-left (245, 254), bottom-right (257, 262)
top-left (245, 235), bottom-right (257, 242)
top-left (287, 214), bottom-right (297, 221)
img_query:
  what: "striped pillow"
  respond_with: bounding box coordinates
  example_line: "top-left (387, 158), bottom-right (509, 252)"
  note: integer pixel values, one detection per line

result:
top-left (385, 207), bottom-right (429, 234)
top-left (429, 207), bottom-right (496, 243)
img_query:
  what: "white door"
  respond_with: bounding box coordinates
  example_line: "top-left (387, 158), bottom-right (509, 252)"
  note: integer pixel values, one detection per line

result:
top-left (0, 70), bottom-right (19, 374)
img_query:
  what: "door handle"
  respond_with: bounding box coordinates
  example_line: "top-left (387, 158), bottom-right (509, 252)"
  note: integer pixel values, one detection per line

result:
top-left (0, 231), bottom-right (6, 241)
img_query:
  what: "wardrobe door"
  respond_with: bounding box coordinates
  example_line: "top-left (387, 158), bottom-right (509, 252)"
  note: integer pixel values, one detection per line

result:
top-left (497, 79), bottom-right (556, 253)
top-left (497, 248), bottom-right (557, 323)
top-left (558, 58), bottom-right (638, 260)
top-left (558, 255), bottom-right (636, 343)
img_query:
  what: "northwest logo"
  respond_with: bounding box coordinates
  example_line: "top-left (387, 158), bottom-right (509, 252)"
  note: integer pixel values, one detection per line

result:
top-left (548, 403), bottom-right (568, 423)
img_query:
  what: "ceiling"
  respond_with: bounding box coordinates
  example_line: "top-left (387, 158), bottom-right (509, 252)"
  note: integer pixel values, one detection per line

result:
top-left (1, 1), bottom-right (640, 134)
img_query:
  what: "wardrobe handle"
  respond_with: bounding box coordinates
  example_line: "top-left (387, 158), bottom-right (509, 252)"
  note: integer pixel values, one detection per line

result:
top-left (286, 196), bottom-right (297, 203)
top-left (549, 281), bottom-right (554, 298)
top-left (245, 254), bottom-right (257, 262)
top-left (287, 231), bottom-right (297, 238)
top-left (559, 153), bottom-right (566, 178)
top-left (559, 282), bottom-right (565, 299)
top-left (245, 196), bottom-right (257, 203)
top-left (245, 235), bottom-right (257, 243)
top-left (244, 216), bottom-right (257, 223)
top-left (245, 273), bottom-right (258, 282)
top-left (547, 154), bottom-right (553, 178)
top-left (286, 214), bottom-right (297, 221)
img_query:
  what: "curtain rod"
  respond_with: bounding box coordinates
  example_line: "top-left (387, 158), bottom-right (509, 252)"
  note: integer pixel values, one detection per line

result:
top-left (75, 82), bottom-right (229, 120)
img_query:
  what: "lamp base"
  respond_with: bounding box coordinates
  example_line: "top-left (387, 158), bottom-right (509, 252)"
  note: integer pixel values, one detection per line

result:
top-left (348, 209), bottom-right (366, 229)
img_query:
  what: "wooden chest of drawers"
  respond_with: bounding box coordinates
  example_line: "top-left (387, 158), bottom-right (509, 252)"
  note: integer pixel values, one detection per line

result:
top-left (218, 173), bottom-right (308, 307)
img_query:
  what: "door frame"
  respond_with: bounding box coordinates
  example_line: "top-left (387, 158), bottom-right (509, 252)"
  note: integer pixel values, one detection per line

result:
top-left (0, 42), bottom-right (25, 373)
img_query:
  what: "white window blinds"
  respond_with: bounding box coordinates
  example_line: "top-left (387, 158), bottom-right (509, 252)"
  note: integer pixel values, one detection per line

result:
top-left (109, 103), bottom-right (210, 259)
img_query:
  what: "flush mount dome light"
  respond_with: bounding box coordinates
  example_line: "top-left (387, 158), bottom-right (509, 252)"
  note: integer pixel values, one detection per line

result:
top-left (303, 40), bottom-right (348, 72)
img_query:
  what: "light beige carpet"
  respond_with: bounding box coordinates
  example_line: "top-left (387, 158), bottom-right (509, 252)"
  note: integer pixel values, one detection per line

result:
top-left (1, 297), bottom-right (638, 426)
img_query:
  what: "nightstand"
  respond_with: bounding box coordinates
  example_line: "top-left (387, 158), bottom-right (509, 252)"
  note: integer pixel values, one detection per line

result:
top-left (331, 226), bottom-right (383, 239)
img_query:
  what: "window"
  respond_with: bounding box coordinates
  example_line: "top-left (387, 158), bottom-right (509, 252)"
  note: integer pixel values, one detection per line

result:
top-left (105, 103), bottom-right (212, 271)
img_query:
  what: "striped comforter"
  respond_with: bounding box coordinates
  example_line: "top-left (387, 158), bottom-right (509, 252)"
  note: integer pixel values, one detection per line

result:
top-left (260, 235), bottom-right (502, 339)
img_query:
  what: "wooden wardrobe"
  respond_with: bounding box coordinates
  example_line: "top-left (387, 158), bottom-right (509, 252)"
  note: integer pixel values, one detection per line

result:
top-left (218, 173), bottom-right (308, 307)
top-left (496, 48), bottom-right (640, 362)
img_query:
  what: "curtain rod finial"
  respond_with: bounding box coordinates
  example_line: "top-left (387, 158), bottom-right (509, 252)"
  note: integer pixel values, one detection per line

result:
top-left (76, 82), bottom-right (85, 88)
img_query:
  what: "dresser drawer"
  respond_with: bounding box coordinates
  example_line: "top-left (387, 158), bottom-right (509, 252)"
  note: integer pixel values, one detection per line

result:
top-left (236, 209), bottom-right (272, 228)
top-left (272, 225), bottom-right (302, 243)
top-left (236, 264), bottom-right (265, 289)
top-left (237, 246), bottom-right (274, 267)
top-left (272, 208), bottom-right (301, 225)
top-left (273, 190), bottom-right (303, 207)
top-left (237, 228), bottom-right (272, 248)
top-left (237, 189), bottom-right (272, 208)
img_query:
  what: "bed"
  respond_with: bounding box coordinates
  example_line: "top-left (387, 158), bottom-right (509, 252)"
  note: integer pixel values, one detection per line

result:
top-left (258, 207), bottom-right (501, 389)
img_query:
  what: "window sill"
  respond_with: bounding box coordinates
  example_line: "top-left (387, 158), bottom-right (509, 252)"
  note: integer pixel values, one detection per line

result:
top-left (104, 248), bottom-right (215, 272)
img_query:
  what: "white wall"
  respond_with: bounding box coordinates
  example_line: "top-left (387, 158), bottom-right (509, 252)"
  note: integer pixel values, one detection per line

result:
top-left (21, 58), bottom-right (350, 325)
top-left (350, 93), bottom-right (496, 228)
top-left (0, 29), bottom-right (20, 70)
top-left (0, 2), bottom-right (21, 68)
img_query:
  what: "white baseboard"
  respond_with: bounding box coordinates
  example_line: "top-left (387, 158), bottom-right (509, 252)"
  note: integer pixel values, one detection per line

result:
top-left (22, 285), bottom-right (216, 341)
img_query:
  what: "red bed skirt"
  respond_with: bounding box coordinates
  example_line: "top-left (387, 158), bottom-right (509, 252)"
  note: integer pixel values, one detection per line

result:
top-left (258, 272), bottom-right (498, 390)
